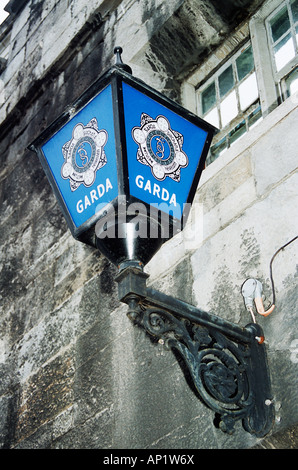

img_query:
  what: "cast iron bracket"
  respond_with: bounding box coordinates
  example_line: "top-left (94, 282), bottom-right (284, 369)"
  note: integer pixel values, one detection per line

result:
top-left (115, 264), bottom-right (275, 437)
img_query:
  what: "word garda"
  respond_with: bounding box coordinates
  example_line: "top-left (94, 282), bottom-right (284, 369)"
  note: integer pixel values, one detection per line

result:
top-left (76, 177), bottom-right (113, 213)
top-left (135, 174), bottom-right (177, 206)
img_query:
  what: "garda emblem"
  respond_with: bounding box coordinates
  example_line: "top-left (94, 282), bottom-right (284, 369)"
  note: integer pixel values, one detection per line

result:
top-left (132, 113), bottom-right (188, 182)
top-left (61, 118), bottom-right (108, 191)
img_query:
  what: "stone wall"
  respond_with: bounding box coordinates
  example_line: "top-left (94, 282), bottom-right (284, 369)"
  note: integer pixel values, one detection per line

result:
top-left (0, 0), bottom-right (297, 449)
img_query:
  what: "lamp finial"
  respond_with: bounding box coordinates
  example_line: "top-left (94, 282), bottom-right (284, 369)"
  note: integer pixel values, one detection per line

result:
top-left (114, 46), bottom-right (132, 74)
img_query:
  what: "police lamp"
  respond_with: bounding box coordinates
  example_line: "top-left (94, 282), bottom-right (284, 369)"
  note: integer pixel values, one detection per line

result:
top-left (29, 48), bottom-right (274, 438)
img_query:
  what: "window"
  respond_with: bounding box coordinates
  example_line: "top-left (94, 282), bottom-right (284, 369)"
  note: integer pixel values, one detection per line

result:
top-left (266, 0), bottom-right (298, 99)
top-left (197, 43), bottom-right (262, 164)
top-left (199, 44), bottom-right (259, 130)
top-left (267, 0), bottom-right (298, 73)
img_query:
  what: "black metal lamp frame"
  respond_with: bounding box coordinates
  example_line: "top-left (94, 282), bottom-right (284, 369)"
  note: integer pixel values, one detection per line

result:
top-left (115, 264), bottom-right (275, 437)
top-left (29, 52), bottom-right (215, 253)
top-left (29, 48), bottom-right (275, 439)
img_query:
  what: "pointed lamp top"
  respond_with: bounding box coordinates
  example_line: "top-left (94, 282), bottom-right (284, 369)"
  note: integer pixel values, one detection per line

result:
top-left (114, 46), bottom-right (132, 74)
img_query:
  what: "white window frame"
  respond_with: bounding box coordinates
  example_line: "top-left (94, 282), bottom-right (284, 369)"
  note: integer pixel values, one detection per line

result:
top-left (250, 0), bottom-right (298, 114)
top-left (265, 0), bottom-right (298, 101)
top-left (195, 41), bottom-right (262, 164)
top-left (266, 0), bottom-right (298, 77)
top-left (197, 42), bottom-right (259, 130)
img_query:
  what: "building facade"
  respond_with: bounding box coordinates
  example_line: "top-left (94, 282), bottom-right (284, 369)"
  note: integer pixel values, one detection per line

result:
top-left (0, 0), bottom-right (297, 449)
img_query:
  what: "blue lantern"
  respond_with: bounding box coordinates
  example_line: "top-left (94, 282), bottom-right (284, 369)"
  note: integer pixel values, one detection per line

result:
top-left (29, 48), bottom-right (216, 267)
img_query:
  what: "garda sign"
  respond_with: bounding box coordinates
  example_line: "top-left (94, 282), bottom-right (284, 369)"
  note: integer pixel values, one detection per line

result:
top-left (29, 66), bottom-right (216, 246)
top-left (122, 82), bottom-right (212, 220)
top-left (40, 84), bottom-right (118, 231)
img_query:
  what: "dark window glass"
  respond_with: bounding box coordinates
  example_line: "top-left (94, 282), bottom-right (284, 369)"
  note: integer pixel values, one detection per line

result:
top-left (218, 65), bottom-right (234, 98)
top-left (236, 46), bottom-right (254, 81)
top-left (291, 0), bottom-right (298, 23)
top-left (270, 6), bottom-right (290, 43)
top-left (202, 81), bottom-right (216, 114)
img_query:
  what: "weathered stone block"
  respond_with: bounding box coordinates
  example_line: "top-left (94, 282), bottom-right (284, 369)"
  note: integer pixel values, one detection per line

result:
top-left (14, 349), bottom-right (75, 445)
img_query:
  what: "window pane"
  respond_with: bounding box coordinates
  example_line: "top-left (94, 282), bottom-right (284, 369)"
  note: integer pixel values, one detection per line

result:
top-left (248, 105), bottom-right (263, 129)
top-left (201, 82), bottom-right (216, 115)
top-left (274, 33), bottom-right (295, 71)
top-left (270, 6), bottom-right (291, 43)
top-left (230, 120), bottom-right (247, 147)
top-left (219, 65), bottom-right (234, 98)
top-left (220, 91), bottom-right (238, 127)
top-left (291, 0), bottom-right (298, 23)
top-left (204, 107), bottom-right (220, 128)
top-left (289, 76), bottom-right (298, 95)
top-left (208, 137), bottom-right (227, 165)
top-left (236, 46), bottom-right (254, 81)
top-left (285, 67), bottom-right (298, 95)
top-left (239, 73), bottom-right (259, 111)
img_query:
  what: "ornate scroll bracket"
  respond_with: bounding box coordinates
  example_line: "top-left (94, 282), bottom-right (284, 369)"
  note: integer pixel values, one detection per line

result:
top-left (115, 265), bottom-right (275, 437)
